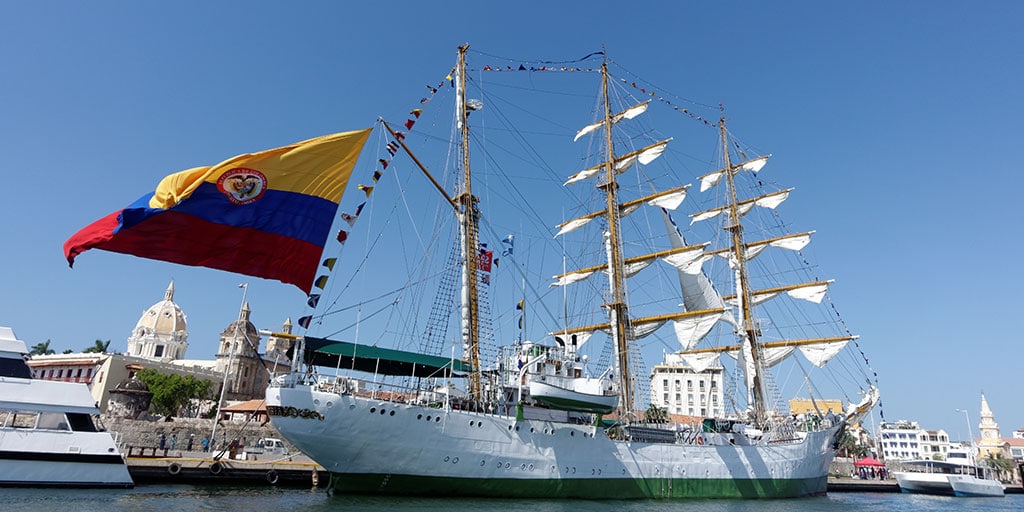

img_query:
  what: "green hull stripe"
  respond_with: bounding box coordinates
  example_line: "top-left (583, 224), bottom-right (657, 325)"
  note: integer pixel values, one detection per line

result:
top-left (532, 395), bottom-right (615, 414)
top-left (330, 473), bottom-right (827, 499)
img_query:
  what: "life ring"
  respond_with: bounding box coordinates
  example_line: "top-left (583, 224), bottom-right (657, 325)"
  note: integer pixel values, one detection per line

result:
top-left (209, 461), bottom-right (223, 475)
top-left (167, 462), bottom-right (181, 475)
top-left (266, 469), bottom-right (279, 485)
top-left (695, 435), bottom-right (705, 446)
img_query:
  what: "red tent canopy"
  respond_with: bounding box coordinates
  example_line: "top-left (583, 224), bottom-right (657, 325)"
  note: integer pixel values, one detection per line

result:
top-left (853, 457), bottom-right (885, 467)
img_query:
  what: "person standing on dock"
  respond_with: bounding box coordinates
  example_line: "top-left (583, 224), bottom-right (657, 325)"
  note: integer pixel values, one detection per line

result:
top-left (202, 436), bottom-right (209, 452)
top-left (187, 434), bottom-right (194, 451)
top-left (170, 433), bottom-right (177, 450)
top-left (159, 433), bottom-right (166, 450)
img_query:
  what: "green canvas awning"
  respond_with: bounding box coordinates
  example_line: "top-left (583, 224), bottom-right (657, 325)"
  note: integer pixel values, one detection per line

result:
top-left (291, 336), bottom-right (474, 378)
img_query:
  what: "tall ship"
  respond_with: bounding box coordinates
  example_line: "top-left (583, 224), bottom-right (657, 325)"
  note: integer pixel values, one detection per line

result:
top-left (0, 326), bottom-right (133, 488)
top-left (62, 45), bottom-right (879, 499)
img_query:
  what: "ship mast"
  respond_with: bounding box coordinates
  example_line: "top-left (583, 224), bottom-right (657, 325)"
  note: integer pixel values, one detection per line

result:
top-left (598, 62), bottom-right (635, 420)
top-left (719, 115), bottom-right (768, 425)
top-left (455, 44), bottom-right (483, 400)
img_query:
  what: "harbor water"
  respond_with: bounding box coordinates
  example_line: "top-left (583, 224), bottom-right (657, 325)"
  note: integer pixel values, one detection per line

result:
top-left (1, 485), bottom-right (1021, 512)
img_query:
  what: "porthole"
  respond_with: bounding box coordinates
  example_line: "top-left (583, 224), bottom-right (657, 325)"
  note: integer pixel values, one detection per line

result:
top-left (326, 402), bottom-right (333, 407)
top-left (426, 415), bottom-right (431, 421)
top-left (570, 431), bottom-right (575, 437)
top-left (453, 457), bottom-right (459, 464)
top-left (444, 456), bottom-right (450, 462)
top-left (521, 464), bottom-right (527, 470)
top-left (380, 409), bottom-right (386, 415)
top-left (370, 407), bottom-right (376, 413)
top-left (530, 427), bottom-right (535, 433)
top-left (528, 464), bottom-right (534, 471)
top-left (389, 410), bottom-right (395, 416)
top-left (313, 399), bottom-right (320, 405)
top-left (508, 425), bottom-right (513, 431)
top-left (417, 414), bottom-right (423, 420)
top-left (435, 417), bottom-right (441, 423)
top-left (480, 460), bottom-right (486, 466)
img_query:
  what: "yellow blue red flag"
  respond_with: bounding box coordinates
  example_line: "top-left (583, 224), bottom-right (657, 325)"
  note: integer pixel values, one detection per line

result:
top-left (63, 129), bottom-right (372, 293)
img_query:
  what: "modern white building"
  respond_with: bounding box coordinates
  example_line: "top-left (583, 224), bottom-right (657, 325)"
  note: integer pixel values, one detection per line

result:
top-left (878, 420), bottom-right (953, 461)
top-left (648, 353), bottom-right (724, 418)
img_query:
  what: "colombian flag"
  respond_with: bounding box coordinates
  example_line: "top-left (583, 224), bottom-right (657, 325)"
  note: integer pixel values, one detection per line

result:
top-left (64, 129), bottom-right (372, 294)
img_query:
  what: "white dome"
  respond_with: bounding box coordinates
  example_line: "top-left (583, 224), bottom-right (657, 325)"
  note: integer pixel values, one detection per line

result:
top-left (134, 281), bottom-right (187, 336)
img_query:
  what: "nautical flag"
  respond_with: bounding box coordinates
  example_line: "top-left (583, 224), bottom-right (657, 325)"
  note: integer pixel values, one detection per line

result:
top-left (501, 234), bottom-right (514, 256)
top-left (322, 258), bottom-right (337, 270)
top-left (377, 159), bottom-right (389, 170)
top-left (404, 119), bottom-right (415, 130)
top-left (386, 142), bottom-right (399, 155)
top-left (340, 212), bottom-right (357, 227)
top-left (355, 202), bottom-right (366, 216)
top-left (337, 230), bottom-right (348, 244)
top-left (314, 275), bottom-right (329, 290)
top-left (516, 300), bottom-right (524, 311)
top-left (410, 109), bottom-right (422, 118)
top-left (298, 315), bottom-right (312, 329)
top-left (306, 294), bottom-right (321, 309)
top-left (63, 129), bottom-right (372, 294)
top-left (358, 184), bottom-right (374, 197)
top-left (478, 250), bottom-right (493, 272)
top-left (372, 170), bottom-right (383, 183)
top-left (394, 131), bottom-right (406, 141)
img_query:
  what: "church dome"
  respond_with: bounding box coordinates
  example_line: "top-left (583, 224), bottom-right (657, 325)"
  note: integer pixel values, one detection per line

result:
top-left (134, 281), bottom-right (187, 337)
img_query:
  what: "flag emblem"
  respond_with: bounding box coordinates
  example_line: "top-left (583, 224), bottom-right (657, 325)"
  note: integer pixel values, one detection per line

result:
top-left (217, 167), bottom-right (268, 205)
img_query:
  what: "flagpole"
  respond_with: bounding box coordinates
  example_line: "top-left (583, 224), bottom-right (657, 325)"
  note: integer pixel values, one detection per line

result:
top-left (211, 283), bottom-right (247, 457)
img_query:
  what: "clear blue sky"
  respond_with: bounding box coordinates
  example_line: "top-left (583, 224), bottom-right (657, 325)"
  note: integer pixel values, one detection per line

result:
top-left (2, 2), bottom-right (1021, 439)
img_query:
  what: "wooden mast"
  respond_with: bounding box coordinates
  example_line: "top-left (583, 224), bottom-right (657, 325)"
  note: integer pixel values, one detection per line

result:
top-left (455, 44), bottom-right (482, 400)
top-left (598, 61), bottom-right (634, 420)
top-left (719, 114), bottom-right (768, 425)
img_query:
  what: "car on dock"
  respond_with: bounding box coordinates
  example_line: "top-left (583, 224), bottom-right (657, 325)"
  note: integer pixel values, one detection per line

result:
top-left (248, 437), bottom-right (289, 456)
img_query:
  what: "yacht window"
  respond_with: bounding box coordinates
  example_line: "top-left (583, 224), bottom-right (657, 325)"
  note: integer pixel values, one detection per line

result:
top-left (10, 411), bottom-right (39, 429)
top-left (38, 412), bottom-right (70, 431)
top-left (66, 413), bottom-right (98, 432)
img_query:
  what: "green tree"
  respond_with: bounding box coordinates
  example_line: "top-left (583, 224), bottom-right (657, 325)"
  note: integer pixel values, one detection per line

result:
top-left (838, 431), bottom-right (869, 458)
top-left (83, 339), bottom-right (111, 353)
top-left (29, 339), bottom-right (55, 355)
top-left (136, 368), bottom-right (214, 418)
top-left (984, 452), bottom-right (1017, 482)
top-left (644, 405), bottom-right (668, 424)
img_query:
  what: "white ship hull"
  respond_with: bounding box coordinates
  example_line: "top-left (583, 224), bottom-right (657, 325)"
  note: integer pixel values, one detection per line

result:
top-left (0, 423), bottom-right (133, 488)
top-left (267, 383), bottom-right (840, 498)
top-left (948, 474), bottom-right (1004, 497)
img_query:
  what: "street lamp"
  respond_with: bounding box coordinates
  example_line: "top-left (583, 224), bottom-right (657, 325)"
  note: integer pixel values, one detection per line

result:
top-left (955, 408), bottom-right (974, 449)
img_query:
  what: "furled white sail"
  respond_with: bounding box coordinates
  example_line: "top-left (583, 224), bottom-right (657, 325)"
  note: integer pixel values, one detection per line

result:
top-left (647, 189), bottom-right (687, 210)
top-left (564, 165), bottom-right (602, 185)
top-left (726, 345), bottom-right (795, 368)
top-left (787, 281), bottom-right (830, 304)
top-left (799, 339), bottom-right (850, 367)
top-left (697, 155), bottom-right (770, 192)
top-left (573, 101), bottom-right (650, 142)
top-left (754, 189), bottom-right (790, 209)
top-left (661, 246), bottom-right (711, 275)
top-left (551, 270), bottom-right (595, 287)
top-left (554, 217), bottom-right (594, 237)
top-left (680, 351), bottom-right (721, 373)
top-left (673, 311), bottom-right (724, 350)
top-left (770, 232), bottom-right (811, 251)
top-left (624, 258), bottom-right (656, 278)
top-left (552, 330), bottom-right (596, 350)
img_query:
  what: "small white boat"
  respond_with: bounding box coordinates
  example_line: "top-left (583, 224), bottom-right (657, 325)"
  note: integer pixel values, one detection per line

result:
top-left (894, 448), bottom-right (1004, 498)
top-left (528, 377), bottom-right (617, 414)
top-left (0, 326), bottom-right (133, 488)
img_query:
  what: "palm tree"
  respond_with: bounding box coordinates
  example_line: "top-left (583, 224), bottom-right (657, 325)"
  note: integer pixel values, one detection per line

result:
top-left (83, 339), bottom-right (111, 354)
top-left (29, 339), bottom-right (55, 355)
top-left (644, 405), bottom-right (668, 424)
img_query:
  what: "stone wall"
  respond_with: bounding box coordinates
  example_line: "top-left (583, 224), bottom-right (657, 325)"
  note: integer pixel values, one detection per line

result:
top-left (99, 415), bottom-right (295, 455)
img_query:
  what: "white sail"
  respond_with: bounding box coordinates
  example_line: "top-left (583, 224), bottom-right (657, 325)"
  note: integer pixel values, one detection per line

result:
top-left (799, 339), bottom-right (850, 367)
top-left (554, 217), bottom-right (594, 237)
top-left (726, 345), bottom-right (795, 368)
top-left (680, 350), bottom-right (721, 373)
top-left (673, 311), bottom-right (724, 350)
top-left (787, 281), bottom-right (830, 304)
top-left (573, 101), bottom-right (650, 142)
top-left (551, 270), bottom-right (595, 287)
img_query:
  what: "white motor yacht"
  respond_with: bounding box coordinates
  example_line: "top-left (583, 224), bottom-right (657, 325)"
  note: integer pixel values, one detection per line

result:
top-left (0, 326), bottom-right (133, 488)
